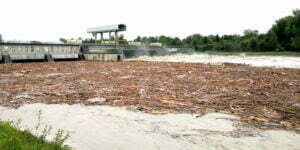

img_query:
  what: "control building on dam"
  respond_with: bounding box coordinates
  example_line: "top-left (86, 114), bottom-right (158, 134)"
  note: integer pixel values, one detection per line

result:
top-left (0, 24), bottom-right (174, 64)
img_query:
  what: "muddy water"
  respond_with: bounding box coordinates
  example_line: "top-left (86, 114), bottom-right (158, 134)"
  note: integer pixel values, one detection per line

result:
top-left (0, 104), bottom-right (299, 150)
top-left (128, 54), bottom-right (300, 69)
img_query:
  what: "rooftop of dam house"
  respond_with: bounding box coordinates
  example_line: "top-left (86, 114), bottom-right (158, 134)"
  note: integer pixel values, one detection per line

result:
top-left (86, 24), bottom-right (127, 42)
top-left (87, 24), bottom-right (126, 33)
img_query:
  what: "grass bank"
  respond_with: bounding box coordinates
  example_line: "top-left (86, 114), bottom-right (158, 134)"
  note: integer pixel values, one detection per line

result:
top-left (0, 121), bottom-right (71, 150)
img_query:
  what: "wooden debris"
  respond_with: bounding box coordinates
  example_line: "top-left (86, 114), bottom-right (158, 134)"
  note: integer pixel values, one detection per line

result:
top-left (0, 61), bottom-right (299, 131)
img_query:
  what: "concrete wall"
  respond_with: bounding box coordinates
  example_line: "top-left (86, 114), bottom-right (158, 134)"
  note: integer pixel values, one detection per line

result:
top-left (82, 44), bottom-right (121, 54)
top-left (0, 43), bottom-right (80, 61)
top-left (82, 44), bottom-right (123, 62)
top-left (83, 53), bottom-right (122, 61)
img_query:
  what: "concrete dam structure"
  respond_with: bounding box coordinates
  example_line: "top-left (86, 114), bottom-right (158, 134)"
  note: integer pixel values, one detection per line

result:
top-left (0, 42), bottom-right (172, 63)
top-left (0, 42), bottom-right (123, 63)
top-left (81, 44), bottom-right (123, 61)
top-left (0, 43), bottom-right (79, 63)
top-left (0, 24), bottom-right (180, 63)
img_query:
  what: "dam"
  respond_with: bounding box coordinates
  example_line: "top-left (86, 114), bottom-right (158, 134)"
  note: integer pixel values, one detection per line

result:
top-left (0, 42), bottom-right (174, 63)
top-left (0, 42), bottom-right (79, 63)
top-left (0, 24), bottom-right (183, 64)
top-left (0, 42), bottom-right (124, 63)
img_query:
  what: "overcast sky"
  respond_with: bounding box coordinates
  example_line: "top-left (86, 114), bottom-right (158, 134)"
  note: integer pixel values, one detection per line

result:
top-left (0, 0), bottom-right (299, 42)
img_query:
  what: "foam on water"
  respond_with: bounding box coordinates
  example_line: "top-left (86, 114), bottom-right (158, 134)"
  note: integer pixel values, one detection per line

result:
top-left (128, 53), bottom-right (300, 69)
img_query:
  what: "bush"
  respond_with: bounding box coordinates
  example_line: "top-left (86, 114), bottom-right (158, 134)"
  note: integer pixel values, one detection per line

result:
top-left (0, 112), bottom-right (71, 150)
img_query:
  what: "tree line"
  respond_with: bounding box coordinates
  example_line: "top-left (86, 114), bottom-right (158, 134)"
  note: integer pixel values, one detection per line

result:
top-left (134, 10), bottom-right (300, 52)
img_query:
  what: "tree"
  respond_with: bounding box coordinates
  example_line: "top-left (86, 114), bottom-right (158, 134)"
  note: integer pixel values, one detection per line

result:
top-left (243, 29), bottom-right (258, 38)
top-left (290, 10), bottom-right (300, 50)
top-left (134, 36), bottom-right (141, 42)
top-left (82, 38), bottom-right (95, 44)
top-left (0, 34), bottom-right (2, 42)
top-left (239, 30), bottom-right (259, 51)
top-left (59, 38), bottom-right (67, 43)
top-left (119, 34), bottom-right (125, 40)
top-left (30, 41), bottom-right (42, 44)
top-left (269, 9), bottom-right (300, 51)
top-left (183, 34), bottom-right (204, 51)
top-left (215, 35), bottom-right (220, 42)
top-left (257, 32), bottom-right (280, 51)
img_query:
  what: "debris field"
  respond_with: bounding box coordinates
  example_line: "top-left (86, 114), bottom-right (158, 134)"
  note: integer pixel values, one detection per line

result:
top-left (0, 61), bottom-right (299, 131)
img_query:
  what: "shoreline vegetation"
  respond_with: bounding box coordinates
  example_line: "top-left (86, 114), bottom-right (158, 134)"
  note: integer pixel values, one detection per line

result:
top-left (0, 118), bottom-right (70, 150)
top-left (132, 10), bottom-right (300, 53)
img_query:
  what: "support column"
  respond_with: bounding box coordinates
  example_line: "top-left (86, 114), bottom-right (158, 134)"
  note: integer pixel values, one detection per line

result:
top-left (115, 32), bottom-right (118, 40)
top-left (109, 32), bottom-right (112, 40)
top-left (93, 33), bottom-right (97, 44)
top-left (100, 32), bottom-right (103, 41)
top-left (115, 32), bottom-right (118, 44)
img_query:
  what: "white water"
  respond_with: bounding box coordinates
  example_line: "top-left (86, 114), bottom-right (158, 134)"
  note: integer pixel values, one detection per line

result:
top-left (0, 104), bottom-right (299, 150)
top-left (128, 53), bottom-right (300, 69)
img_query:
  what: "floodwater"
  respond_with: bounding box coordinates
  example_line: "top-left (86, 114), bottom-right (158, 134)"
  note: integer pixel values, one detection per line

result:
top-left (128, 53), bottom-right (300, 69)
top-left (0, 104), bottom-right (299, 150)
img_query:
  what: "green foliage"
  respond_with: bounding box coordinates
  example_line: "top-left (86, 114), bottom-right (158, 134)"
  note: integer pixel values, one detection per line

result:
top-left (59, 38), bottom-right (67, 44)
top-left (134, 36), bottom-right (141, 42)
top-left (0, 34), bottom-right (2, 42)
top-left (82, 38), bottom-right (96, 43)
top-left (133, 35), bottom-right (182, 46)
top-left (30, 41), bottom-right (43, 44)
top-left (0, 121), bottom-right (71, 150)
top-left (268, 9), bottom-right (300, 51)
top-left (133, 10), bottom-right (300, 52)
top-left (0, 111), bottom-right (70, 150)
